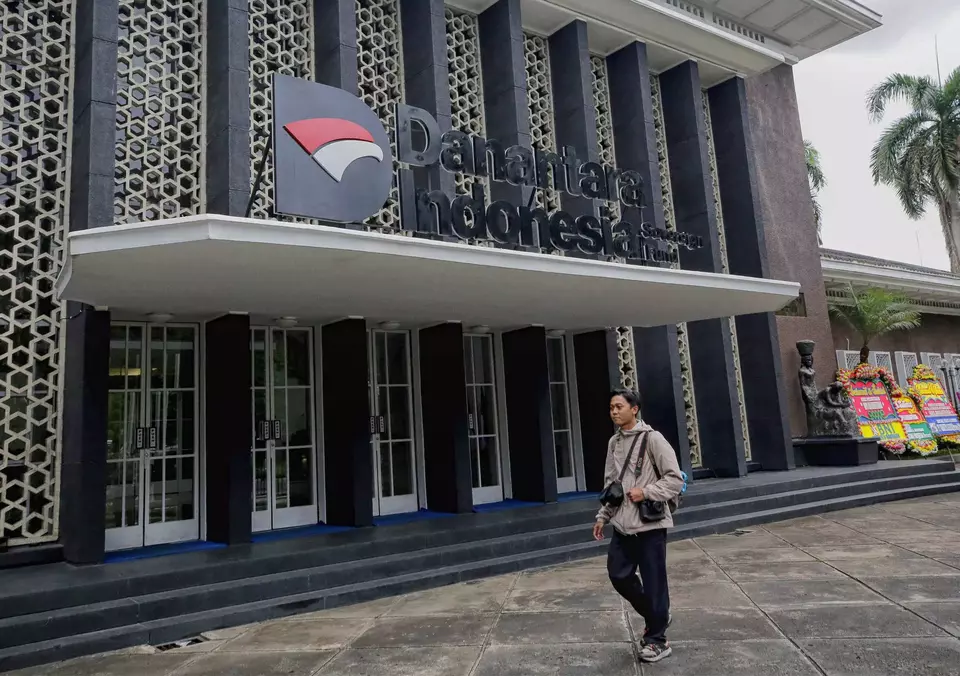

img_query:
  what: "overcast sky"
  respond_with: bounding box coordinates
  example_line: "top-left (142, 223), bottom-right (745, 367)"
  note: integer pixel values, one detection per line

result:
top-left (793, 0), bottom-right (960, 270)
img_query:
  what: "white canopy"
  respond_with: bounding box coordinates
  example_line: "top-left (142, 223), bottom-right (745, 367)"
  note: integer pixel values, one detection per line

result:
top-left (56, 215), bottom-right (799, 330)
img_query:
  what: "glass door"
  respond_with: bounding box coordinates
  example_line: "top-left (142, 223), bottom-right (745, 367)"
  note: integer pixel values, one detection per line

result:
top-left (105, 324), bottom-right (199, 551)
top-left (547, 336), bottom-right (577, 494)
top-left (464, 334), bottom-right (503, 504)
top-left (251, 327), bottom-right (318, 532)
top-left (369, 330), bottom-right (418, 516)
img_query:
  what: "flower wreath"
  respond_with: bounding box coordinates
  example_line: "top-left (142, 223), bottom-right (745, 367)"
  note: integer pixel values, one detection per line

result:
top-left (908, 364), bottom-right (960, 447)
top-left (836, 365), bottom-right (906, 453)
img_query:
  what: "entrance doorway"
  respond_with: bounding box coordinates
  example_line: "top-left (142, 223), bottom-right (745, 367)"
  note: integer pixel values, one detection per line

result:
top-left (464, 334), bottom-right (503, 504)
top-left (369, 329), bottom-right (418, 516)
top-left (250, 327), bottom-right (318, 532)
top-left (105, 323), bottom-right (199, 551)
top-left (547, 336), bottom-right (577, 494)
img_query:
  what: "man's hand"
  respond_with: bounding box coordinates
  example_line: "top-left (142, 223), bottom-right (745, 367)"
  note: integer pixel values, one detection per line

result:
top-left (627, 487), bottom-right (645, 503)
top-left (593, 521), bottom-right (605, 541)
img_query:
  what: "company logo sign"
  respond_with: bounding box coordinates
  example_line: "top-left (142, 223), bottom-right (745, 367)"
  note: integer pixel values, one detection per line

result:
top-left (273, 75), bottom-right (392, 223)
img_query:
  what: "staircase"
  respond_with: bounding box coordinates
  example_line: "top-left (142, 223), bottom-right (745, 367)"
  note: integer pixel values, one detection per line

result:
top-left (1, 459), bottom-right (957, 672)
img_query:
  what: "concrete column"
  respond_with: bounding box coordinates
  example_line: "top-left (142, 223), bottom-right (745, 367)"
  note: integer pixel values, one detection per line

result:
top-left (709, 77), bottom-right (794, 470)
top-left (660, 61), bottom-right (745, 478)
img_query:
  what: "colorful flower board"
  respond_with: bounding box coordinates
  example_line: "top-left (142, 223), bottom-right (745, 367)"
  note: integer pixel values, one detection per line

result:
top-left (908, 364), bottom-right (960, 446)
top-left (838, 363), bottom-right (937, 454)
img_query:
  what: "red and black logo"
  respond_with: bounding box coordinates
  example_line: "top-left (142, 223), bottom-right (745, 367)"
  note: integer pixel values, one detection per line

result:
top-left (272, 76), bottom-right (393, 223)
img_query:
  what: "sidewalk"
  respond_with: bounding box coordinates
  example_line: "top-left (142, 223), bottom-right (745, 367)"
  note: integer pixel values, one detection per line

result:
top-left (11, 491), bottom-right (960, 676)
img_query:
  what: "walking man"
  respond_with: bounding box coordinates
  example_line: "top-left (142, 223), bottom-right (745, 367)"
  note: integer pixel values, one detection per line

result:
top-left (593, 388), bottom-right (684, 663)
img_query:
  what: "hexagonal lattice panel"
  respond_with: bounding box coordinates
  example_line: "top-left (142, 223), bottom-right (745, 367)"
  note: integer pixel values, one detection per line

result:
top-left (357, 0), bottom-right (404, 230)
top-left (523, 34), bottom-right (560, 214)
top-left (115, 0), bottom-right (204, 223)
top-left (445, 7), bottom-right (487, 201)
top-left (651, 74), bottom-right (701, 467)
top-left (248, 0), bottom-right (313, 220)
top-left (0, 0), bottom-right (71, 544)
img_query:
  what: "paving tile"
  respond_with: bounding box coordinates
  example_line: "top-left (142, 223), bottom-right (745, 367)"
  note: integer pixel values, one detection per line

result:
top-left (719, 561), bottom-right (845, 583)
top-left (906, 602), bottom-right (960, 638)
top-left (870, 529), bottom-right (960, 545)
top-left (490, 611), bottom-right (628, 644)
top-left (860, 575), bottom-right (960, 603)
top-left (513, 565), bottom-right (609, 591)
top-left (503, 587), bottom-right (622, 612)
top-left (387, 576), bottom-right (515, 616)
top-left (898, 541), bottom-right (960, 558)
top-left (803, 544), bottom-right (920, 561)
top-left (221, 618), bottom-right (368, 652)
top-left (711, 548), bottom-right (816, 565)
top-left (695, 531), bottom-right (788, 553)
top-left (318, 646), bottom-right (481, 676)
top-left (669, 581), bottom-right (754, 609)
top-left (174, 651), bottom-right (336, 676)
top-left (200, 624), bottom-right (258, 641)
top-left (827, 557), bottom-right (960, 579)
top-left (638, 607), bottom-right (782, 641)
top-left (472, 644), bottom-right (636, 676)
top-left (7, 653), bottom-right (194, 676)
top-left (351, 615), bottom-right (495, 648)
top-left (800, 637), bottom-right (960, 675)
top-left (646, 640), bottom-right (821, 676)
top-left (772, 532), bottom-right (882, 547)
top-left (297, 596), bottom-right (400, 619)
top-left (740, 579), bottom-right (885, 609)
top-left (767, 603), bottom-right (945, 639)
top-left (667, 559), bottom-right (732, 583)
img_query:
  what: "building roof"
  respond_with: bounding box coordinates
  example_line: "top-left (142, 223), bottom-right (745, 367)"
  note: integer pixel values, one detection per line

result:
top-left (820, 248), bottom-right (960, 316)
top-left (451, 1), bottom-right (882, 86)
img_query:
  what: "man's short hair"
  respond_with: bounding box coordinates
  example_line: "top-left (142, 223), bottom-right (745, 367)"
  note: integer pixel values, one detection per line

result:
top-left (610, 388), bottom-right (641, 411)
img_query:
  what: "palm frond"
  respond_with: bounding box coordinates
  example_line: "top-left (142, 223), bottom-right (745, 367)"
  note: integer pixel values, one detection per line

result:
top-left (830, 285), bottom-right (921, 348)
top-left (866, 73), bottom-right (937, 122)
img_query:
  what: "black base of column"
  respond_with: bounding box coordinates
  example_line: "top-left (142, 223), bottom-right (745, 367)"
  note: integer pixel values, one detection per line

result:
top-left (419, 323), bottom-right (473, 513)
top-left (502, 326), bottom-right (556, 503)
top-left (59, 305), bottom-right (110, 565)
top-left (205, 314), bottom-right (252, 546)
top-left (322, 319), bottom-right (374, 527)
top-left (633, 325), bottom-right (692, 478)
top-left (573, 330), bottom-right (618, 492)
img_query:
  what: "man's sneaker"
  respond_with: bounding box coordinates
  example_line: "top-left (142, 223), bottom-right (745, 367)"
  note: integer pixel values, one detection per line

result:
top-left (639, 642), bottom-right (672, 663)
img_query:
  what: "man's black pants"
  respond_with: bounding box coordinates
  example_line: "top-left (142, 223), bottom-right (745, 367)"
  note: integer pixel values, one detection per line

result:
top-left (607, 528), bottom-right (670, 645)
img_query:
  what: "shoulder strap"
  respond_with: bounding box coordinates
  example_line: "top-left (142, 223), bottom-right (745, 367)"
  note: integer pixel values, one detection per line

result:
top-left (644, 433), bottom-right (662, 480)
top-left (617, 432), bottom-right (642, 482)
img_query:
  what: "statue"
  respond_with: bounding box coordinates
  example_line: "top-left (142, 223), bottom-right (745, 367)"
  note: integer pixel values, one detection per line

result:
top-left (797, 340), bottom-right (858, 437)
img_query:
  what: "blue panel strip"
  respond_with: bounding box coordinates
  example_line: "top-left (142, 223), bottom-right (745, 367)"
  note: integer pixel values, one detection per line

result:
top-left (105, 541), bottom-right (227, 563)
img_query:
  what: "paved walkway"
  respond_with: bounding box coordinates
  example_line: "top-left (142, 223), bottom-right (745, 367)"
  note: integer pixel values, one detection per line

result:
top-left (13, 492), bottom-right (960, 676)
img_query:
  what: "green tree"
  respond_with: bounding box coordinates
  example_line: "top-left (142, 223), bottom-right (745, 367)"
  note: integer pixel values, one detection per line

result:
top-left (867, 69), bottom-right (960, 271)
top-left (805, 140), bottom-right (826, 243)
top-left (829, 285), bottom-right (921, 365)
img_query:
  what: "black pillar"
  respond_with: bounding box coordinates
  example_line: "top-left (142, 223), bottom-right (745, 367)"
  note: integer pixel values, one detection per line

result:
top-left (660, 61), bottom-right (745, 478)
top-left (549, 20), bottom-right (599, 221)
top-left (502, 326), bottom-right (556, 503)
top-left (607, 41), bottom-right (690, 468)
top-left (322, 319), bottom-right (373, 526)
top-left (479, 0), bottom-right (533, 211)
top-left (59, 307), bottom-right (110, 564)
top-left (573, 331), bottom-right (618, 491)
top-left (206, 0), bottom-right (251, 216)
top-left (58, 0), bottom-right (119, 564)
top-left (708, 78), bottom-right (794, 470)
top-left (314, 0), bottom-right (358, 94)
top-left (633, 325), bottom-right (693, 478)
top-left (400, 0), bottom-right (454, 221)
top-left (418, 323), bottom-right (473, 513)
top-left (205, 314), bottom-right (252, 544)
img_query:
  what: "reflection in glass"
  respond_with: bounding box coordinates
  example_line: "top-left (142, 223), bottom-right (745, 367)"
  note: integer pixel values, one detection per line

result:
top-left (288, 447), bottom-right (312, 507)
top-left (555, 431), bottom-right (573, 479)
top-left (547, 337), bottom-right (565, 383)
top-left (274, 450), bottom-right (288, 509)
top-left (148, 458), bottom-right (164, 524)
top-left (470, 437), bottom-right (481, 489)
top-left (551, 383), bottom-right (569, 430)
top-left (473, 336), bottom-right (493, 384)
top-left (286, 388), bottom-right (312, 447)
top-left (478, 436), bottom-right (498, 488)
top-left (286, 330), bottom-right (311, 386)
top-left (388, 387), bottom-right (411, 440)
top-left (386, 333), bottom-right (408, 385)
top-left (252, 329), bottom-right (267, 388)
top-left (391, 441), bottom-right (413, 496)
top-left (253, 449), bottom-right (269, 512)
top-left (379, 443), bottom-right (392, 497)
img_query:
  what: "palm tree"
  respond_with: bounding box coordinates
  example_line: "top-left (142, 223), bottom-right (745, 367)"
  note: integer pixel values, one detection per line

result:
top-left (866, 69), bottom-right (960, 272)
top-left (805, 140), bottom-right (826, 243)
top-left (829, 285), bottom-right (921, 365)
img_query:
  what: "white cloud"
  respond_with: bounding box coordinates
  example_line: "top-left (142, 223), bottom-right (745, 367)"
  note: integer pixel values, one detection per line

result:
top-left (794, 0), bottom-right (960, 270)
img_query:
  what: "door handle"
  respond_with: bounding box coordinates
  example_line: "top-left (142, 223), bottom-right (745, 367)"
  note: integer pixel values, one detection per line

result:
top-left (378, 415), bottom-right (385, 434)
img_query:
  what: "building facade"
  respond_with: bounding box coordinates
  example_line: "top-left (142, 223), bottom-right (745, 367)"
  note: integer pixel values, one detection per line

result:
top-left (0, 0), bottom-right (879, 565)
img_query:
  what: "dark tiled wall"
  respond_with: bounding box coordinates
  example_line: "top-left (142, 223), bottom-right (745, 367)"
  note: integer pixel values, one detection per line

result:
top-left (745, 64), bottom-right (833, 438)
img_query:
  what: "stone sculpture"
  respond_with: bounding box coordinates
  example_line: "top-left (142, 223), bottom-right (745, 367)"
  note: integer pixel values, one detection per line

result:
top-left (797, 340), bottom-right (858, 437)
